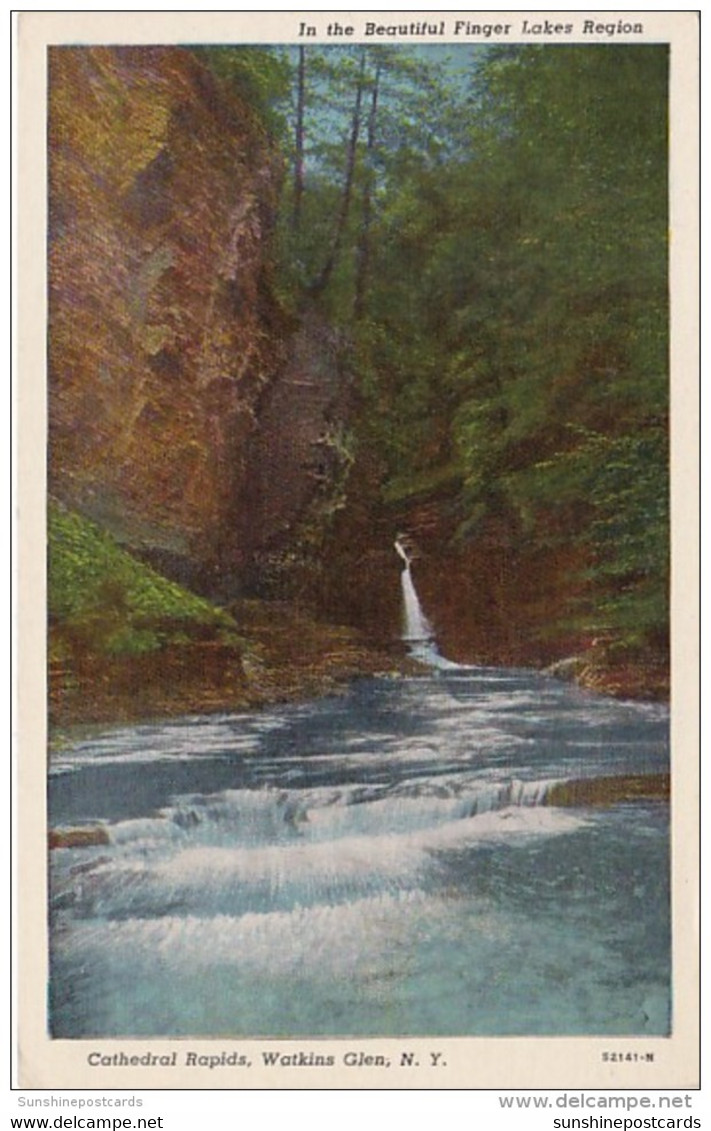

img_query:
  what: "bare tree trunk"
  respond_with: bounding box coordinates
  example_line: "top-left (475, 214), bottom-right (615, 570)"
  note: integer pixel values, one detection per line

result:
top-left (354, 60), bottom-right (381, 320)
top-left (293, 45), bottom-right (306, 231)
top-left (310, 49), bottom-right (366, 297)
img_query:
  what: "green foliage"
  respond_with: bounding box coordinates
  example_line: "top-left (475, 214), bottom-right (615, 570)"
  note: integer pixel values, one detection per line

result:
top-left (353, 46), bottom-right (667, 652)
top-left (455, 48), bottom-right (667, 649)
top-left (191, 46), bottom-right (292, 141)
top-left (270, 45), bottom-right (461, 317)
top-left (219, 43), bottom-right (670, 661)
top-left (48, 503), bottom-right (240, 656)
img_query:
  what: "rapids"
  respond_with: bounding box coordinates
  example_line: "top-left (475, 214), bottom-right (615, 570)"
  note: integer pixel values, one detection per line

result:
top-left (48, 666), bottom-right (670, 1038)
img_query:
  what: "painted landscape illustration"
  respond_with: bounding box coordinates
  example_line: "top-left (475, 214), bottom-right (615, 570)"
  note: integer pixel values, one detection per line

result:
top-left (47, 42), bottom-right (671, 1039)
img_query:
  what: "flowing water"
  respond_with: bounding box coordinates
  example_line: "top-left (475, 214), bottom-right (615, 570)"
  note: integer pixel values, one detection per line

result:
top-left (49, 666), bottom-right (670, 1038)
top-left (395, 538), bottom-right (457, 667)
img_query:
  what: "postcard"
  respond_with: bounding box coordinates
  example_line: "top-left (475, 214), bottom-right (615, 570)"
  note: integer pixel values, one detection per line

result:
top-left (15, 10), bottom-right (699, 1090)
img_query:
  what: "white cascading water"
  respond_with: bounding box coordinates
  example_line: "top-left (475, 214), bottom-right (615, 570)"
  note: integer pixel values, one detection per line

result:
top-left (48, 661), bottom-right (671, 1038)
top-left (395, 539), bottom-right (432, 641)
top-left (394, 538), bottom-right (456, 668)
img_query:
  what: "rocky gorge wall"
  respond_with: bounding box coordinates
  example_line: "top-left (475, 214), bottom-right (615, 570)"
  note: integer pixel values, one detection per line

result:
top-left (48, 46), bottom-right (290, 590)
top-left (46, 46), bottom-right (667, 708)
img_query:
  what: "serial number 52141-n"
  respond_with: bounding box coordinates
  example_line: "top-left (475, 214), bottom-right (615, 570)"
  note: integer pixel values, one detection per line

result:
top-left (601, 1052), bottom-right (655, 1063)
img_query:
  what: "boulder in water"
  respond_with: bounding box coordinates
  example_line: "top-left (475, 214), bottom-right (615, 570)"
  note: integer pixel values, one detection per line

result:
top-left (544, 656), bottom-right (587, 682)
top-left (49, 826), bottom-right (110, 850)
top-left (545, 774), bottom-right (670, 808)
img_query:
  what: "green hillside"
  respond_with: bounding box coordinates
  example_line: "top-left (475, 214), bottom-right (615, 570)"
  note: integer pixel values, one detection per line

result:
top-left (48, 503), bottom-right (240, 660)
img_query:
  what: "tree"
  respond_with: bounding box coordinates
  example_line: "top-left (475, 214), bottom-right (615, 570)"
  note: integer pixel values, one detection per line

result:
top-left (196, 43), bottom-right (670, 665)
top-left (353, 54), bottom-right (381, 320)
top-left (292, 45), bottom-right (306, 231)
top-left (309, 48), bottom-right (367, 297)
top-left (346, 45), bottom-right (669, 655)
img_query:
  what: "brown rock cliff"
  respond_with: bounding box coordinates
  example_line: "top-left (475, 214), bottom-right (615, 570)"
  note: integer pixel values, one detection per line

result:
top-left (48, 46), bottom-right (288, 589)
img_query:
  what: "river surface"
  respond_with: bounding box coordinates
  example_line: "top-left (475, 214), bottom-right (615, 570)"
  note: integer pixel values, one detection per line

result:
top-left (48, 666), bottom-right (670, 1038)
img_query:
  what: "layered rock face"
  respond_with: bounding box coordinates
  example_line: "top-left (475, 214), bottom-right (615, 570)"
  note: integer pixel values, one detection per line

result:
top-left (46, 47), bottom-right (665, 702)
top-left (314, 480), bottom-right (590, 666)
top-left (48, 46), bottom-right (287, 589)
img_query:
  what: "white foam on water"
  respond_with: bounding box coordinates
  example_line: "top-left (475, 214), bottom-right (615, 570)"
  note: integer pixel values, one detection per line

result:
top-left (53, 796), bottom-right (585, 927)
top-left (47, 638), bottom-right (670, 1040)
top-left (49, 714), bottom-right (292, 776)
top-left (91, 772), bottom-right (567, 853)
top-left (52, 888), bottom-right (447, 981)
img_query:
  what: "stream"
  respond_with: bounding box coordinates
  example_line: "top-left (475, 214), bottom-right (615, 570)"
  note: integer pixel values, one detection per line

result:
top-left (48, 665), bottom-right (670, 1038)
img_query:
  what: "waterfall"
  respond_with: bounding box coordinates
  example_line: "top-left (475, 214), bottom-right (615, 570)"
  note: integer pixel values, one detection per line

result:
top-left (394, 539), bottom-right (457, 668)
top-left (395, 540), bottom-right (432, 642)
